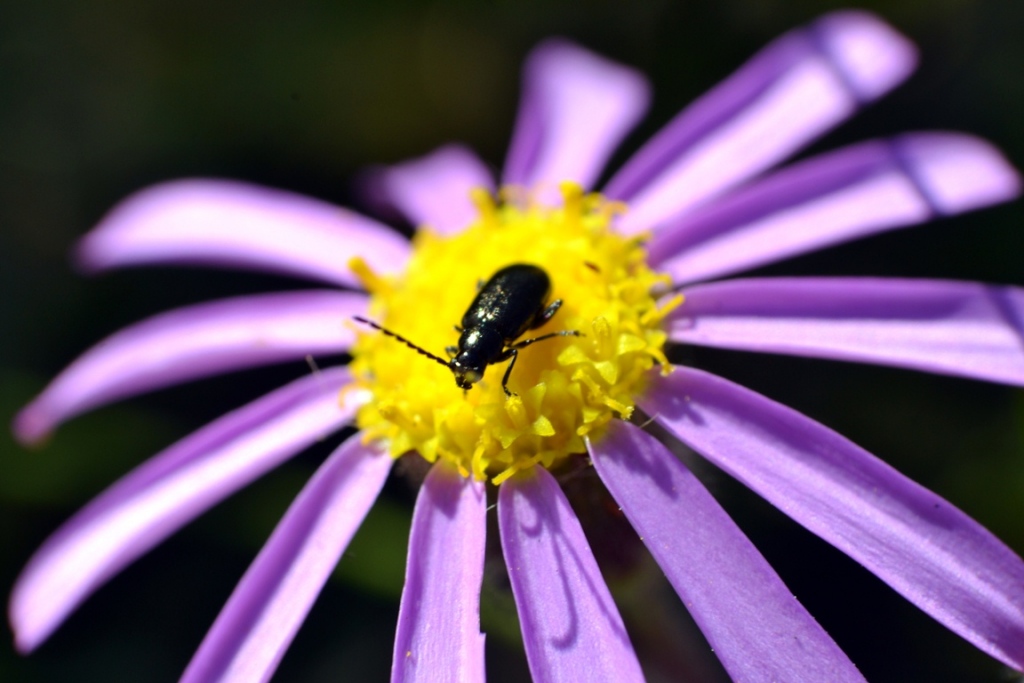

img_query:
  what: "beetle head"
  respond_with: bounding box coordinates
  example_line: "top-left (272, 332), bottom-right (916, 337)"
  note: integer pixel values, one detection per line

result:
top-left (450, 357), bottom-right (484, 390)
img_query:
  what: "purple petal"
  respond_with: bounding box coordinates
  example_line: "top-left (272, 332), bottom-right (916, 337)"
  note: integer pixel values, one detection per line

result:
top-left (502, 39), bottom-right (650, 195)
top-left (181, 435), bottom-right (392, 683)
top-left (76, 180), bottom-right (410, 287)
top-left (640, 367), bottom-right (1024, 671)
top-left (391, 462), bottom-right (486, 683)
top-left (606, 11), bottom-right (918, 234)
top-left (366, 144), bottom-right (494, 235)
top-left (648, 134), bottom-right (1021, 283)
top-left (14, 291), bottom-right (366, 444)
top-left (590, 420), bottom-right (865, 682)
top-left (498, 468), bottom-right (644, 683)
top-left (670, 277), bottom-right (1024, 386)
top-left (9, 367), bottom-right (360, 653)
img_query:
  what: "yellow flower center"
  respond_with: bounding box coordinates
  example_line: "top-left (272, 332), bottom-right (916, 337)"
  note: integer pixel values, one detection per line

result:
top-left (349, 183), bottom-right (679, 483)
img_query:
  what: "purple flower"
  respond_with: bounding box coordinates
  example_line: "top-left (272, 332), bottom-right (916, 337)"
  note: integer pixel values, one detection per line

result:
top-left (11, 10), bottom-right (1024, 682)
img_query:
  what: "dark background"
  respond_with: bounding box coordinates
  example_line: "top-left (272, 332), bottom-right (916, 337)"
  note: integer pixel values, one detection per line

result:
top-left (3, 1), bottom-right (1024, 681)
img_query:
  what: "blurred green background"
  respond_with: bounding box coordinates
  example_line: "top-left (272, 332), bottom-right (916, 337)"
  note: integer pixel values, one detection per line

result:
top-left (3, 0), bottom-right (1023, 681)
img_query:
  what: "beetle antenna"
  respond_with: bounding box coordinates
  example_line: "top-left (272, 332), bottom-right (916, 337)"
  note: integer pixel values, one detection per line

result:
top-left (353, 316), bottom-right (449, 368)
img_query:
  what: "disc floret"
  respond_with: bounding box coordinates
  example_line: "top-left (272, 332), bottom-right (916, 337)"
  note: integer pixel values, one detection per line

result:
top-left (350, 183), bottom-right (679, 482)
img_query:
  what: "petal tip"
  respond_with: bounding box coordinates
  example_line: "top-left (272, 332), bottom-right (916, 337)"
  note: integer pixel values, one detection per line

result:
top-left (526, 36), bottom-right (652, 107)
top-left (900, 132), bottom-right (1022, 213)
top-left (816, 10), bottom-right (919, 99)
top-left (68, 181), bottom-right (187, 273)
top-left (11, 629), bottom-right (39, 656)
top-left (10, 624), bottom-right (41, 655)
top-left (9, 585), bottom-right (48, 654)
top-left (12, 404), bottom-right (52, 446)
top-left (506, 36), bottom-right (650, 190)
top-left (72, 233), bottom-right (107, 274)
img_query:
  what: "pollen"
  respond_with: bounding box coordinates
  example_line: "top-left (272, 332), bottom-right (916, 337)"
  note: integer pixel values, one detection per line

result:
top-left (349, 183), bottom-right (680, 483)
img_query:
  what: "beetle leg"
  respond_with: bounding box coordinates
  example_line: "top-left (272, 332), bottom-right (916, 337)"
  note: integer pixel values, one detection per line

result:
top-left (445, 345), bottom-right (458, 358)
top-left (497, 347), bottom-right (518, 397)
top-left (510, 329), bottom-right (582, 350)
top-left (532, 298), bottom-right (563, 328)
top-left (499, 330), bottom-right (583, 397)
top-left (454, 324), bottom-right (463, 332)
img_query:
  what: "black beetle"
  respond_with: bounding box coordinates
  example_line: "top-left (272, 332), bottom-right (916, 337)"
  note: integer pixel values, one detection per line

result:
top-left (355, 263), bottom-right (581, 396)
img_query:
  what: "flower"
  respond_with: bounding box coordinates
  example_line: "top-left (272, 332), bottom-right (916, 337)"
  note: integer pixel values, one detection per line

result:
top-left (10, 9), bottom-right (1024, 682)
